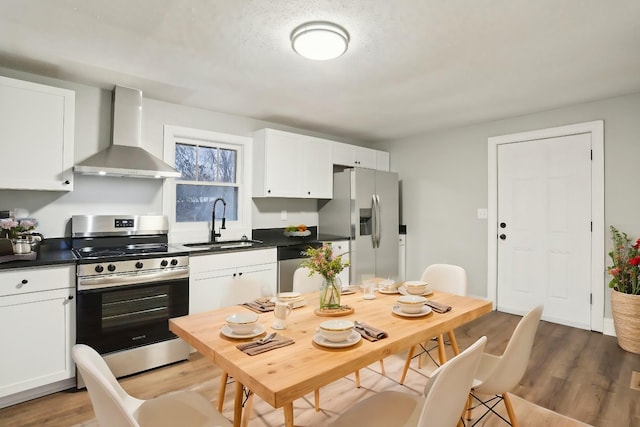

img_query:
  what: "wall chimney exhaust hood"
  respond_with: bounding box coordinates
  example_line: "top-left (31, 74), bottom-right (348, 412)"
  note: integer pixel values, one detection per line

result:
top-left (74, 86), bottom-right (181, 179)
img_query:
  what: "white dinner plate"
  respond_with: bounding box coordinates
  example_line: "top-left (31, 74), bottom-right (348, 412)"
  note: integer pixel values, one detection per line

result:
top-left (392, 304), bottom-right (433, 318)
top-left (221, 324), bottom-right (265, 339)
top-left (377, 288), bottom-right (400, 294)
top-left (313, 330), bottom-right (362, 348)
top-left (397, 285), bottom-right (433, 297)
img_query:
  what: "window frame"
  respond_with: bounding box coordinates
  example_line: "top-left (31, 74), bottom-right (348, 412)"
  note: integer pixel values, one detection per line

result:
top-left (163, 125), bottom-right (253, 244)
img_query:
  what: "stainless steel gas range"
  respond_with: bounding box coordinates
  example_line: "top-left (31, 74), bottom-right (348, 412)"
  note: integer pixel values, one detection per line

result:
top-left (72, 215), bottom-right (190, 386)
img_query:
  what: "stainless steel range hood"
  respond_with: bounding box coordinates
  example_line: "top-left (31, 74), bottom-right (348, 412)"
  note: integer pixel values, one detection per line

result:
top-left (74, 86), bottom-right (181, 179)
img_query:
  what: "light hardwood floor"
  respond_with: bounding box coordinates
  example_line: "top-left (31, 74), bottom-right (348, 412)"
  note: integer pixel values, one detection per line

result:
top-left (1, 311), bottom-right (639, 426)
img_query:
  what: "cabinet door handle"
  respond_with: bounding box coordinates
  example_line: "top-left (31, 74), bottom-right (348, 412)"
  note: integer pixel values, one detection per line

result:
top-left (21, 279), bottom-right (28, 285)
top-left (64, 180), bottom-right (71, 185)
top-left (233, 273), bottom-right (237, 277)
top-left (238, 272), bottom-right (243, 276)
top-left (68, 295), bottom-right (74, 300)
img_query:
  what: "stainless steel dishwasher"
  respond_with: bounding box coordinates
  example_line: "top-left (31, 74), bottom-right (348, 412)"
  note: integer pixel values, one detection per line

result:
top-left (277, 242), bottom-right (322, 293)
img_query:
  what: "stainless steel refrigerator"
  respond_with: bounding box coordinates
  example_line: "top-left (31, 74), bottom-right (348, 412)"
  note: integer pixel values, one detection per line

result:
top-left (319, 168), bottom-right (399, 284)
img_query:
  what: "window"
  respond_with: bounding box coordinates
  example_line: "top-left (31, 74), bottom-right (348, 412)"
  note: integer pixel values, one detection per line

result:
top-left (174, 142), bottom-right (239, 222)
top-left (163, 126), bottom-right (253, 243)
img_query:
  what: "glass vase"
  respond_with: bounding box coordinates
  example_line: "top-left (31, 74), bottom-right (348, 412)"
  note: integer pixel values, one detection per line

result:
top-left (319, 277), bottom-right (341, 310)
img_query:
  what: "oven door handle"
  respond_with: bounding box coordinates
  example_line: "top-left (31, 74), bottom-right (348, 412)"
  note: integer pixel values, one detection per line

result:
top-left (77, 267), bottom-right (189, 291)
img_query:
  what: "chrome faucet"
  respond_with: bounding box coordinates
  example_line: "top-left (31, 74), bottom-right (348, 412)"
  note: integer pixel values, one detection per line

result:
top-left (211, 198), bottom-right (227, 242)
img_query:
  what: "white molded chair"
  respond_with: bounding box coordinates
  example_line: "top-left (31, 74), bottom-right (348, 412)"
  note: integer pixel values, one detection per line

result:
top-left (72, 344), bottom-right (231, 427)
top-left (465, 305), bottom-right (543, 426)
top-left (400, 263), bottom-right (468, 384)
top-left (333, 336), bottom-right (487, 427)
top-left (292, 266), bottom-right (324, 294)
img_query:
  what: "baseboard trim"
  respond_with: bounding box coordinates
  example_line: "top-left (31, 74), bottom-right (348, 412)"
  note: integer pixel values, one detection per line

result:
top-left (603, 318), bottom-right (616, 336)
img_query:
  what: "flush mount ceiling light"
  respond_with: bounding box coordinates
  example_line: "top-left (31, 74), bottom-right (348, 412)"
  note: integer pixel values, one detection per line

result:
top-left (290, 21), bottom-right (350, 60)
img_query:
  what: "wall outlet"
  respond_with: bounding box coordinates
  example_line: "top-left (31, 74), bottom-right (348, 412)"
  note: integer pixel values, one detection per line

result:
top-left (280, 210), bottom-right (287, 221)
top-left (477, 208), bottom-right (488, 219)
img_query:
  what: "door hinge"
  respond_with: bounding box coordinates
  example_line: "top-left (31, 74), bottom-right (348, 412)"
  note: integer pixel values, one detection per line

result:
top-left (590, 221), bottom-right (593, 232)
top-left (590, 293), bottom-right (593, 305)
top-left (590, 149), bottom-right (593, 160)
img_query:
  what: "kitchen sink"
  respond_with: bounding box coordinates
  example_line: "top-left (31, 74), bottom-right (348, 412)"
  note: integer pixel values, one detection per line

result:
top-left (183, 239), bottom-right (262, 250)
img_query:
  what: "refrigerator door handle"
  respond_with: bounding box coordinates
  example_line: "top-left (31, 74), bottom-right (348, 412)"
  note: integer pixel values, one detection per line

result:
top-left (371, 194), bottom-right (377, 248)
top-left (374, 194), bottom-right (382, 248)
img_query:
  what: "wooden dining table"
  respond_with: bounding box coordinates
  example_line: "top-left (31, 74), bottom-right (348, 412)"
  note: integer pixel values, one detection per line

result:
top-left (169, 290), bottom-right (493, 427)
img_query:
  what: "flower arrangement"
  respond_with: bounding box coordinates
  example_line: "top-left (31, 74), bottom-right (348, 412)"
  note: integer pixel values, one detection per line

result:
top-left (300, 243), bottom-right (349, 310)
top-left (0, 218), bottom-right (38, 239)
top-left (300, 243), bottom-right (349, 280)
top-left (607, 226), bottom-right (640, 295)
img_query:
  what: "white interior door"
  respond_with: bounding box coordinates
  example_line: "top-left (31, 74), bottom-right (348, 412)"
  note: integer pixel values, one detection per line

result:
top-left (497, 133), bottom-right (592, 329)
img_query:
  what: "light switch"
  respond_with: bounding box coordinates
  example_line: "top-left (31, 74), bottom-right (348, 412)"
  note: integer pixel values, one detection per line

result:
top-left (477, 208), bottom-right (488, 219)
top-left (281, 210), bottom-right (287, 221)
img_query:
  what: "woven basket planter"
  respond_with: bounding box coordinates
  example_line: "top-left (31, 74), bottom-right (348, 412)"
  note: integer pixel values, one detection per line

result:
top-left (611, 289), bottom-right (640, 354)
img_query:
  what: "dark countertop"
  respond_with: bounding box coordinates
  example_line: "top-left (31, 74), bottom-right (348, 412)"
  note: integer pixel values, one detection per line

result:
top-left (0, 238), bottom-right (77, 270)
top-left (252, 227), bottom-right (349, 247)
top-left (0, 227), bottom-right (353, 270)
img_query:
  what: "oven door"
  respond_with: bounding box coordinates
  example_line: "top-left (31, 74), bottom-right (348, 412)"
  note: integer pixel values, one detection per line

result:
top-left (76, 277), bottom-right (188, 354)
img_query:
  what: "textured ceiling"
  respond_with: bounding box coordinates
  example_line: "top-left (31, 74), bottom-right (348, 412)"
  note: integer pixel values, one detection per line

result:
top-left (1, 0), bottom-right (639, 142)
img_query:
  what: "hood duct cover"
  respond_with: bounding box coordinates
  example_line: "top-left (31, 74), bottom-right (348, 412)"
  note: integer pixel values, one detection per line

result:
top-left (74, 86), bottom-right (181, 179)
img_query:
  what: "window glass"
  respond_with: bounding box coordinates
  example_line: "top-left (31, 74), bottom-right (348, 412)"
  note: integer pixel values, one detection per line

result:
top-left (176, 185), bottom-right (238, 222)
top-left (174, 142), bottom-right (240, 223)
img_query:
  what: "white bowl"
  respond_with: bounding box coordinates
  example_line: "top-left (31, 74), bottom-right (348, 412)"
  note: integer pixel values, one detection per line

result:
top-left (225, 312), bottom-right (259, 335)
top-left (404, 280), bottom-right (428, 295)
top-left (397, 295), bottom-right (427, 314)
top-left (318, 319), bottom-right (354, 342)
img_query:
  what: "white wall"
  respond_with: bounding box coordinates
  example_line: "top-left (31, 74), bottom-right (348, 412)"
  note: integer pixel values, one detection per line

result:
top-left (0, 67), bottom-right (357, 239)
top-left (375, 92), bottom-right (640, 322)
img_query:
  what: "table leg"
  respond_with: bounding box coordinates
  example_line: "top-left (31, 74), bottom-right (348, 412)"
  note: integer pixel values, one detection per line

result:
top-left (447, 330), bottom-right (460, 355)
top-left (233, 381), bottom-right (244, 427)
top-left (437, 334), bottom-right (447, 365)
top-left (284, 402), bottom-right (294, 427)
top-left (218, 372), bottom-right (229, 412)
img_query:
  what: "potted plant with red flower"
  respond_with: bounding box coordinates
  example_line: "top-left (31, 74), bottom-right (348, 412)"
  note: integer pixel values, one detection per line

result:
top-left (607, 226), bottom-right (640, 353)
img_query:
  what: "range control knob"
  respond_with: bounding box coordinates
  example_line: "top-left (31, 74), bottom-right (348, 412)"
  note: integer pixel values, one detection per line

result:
top-left (160, 259), bottom-right (169, 267)
top-left (170, 259), bottom-right (179, 266)
top-left (95, 265), bottom-right (104, 273)
top-left (107, 264), bottom-right (116, 272)
top-left (135, 261), bottom-right (144, 269)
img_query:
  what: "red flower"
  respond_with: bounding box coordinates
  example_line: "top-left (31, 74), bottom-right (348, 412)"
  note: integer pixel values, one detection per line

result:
top-left (609, 267), bottom-right (620, 276)
top-left (633, 239), bottom-right (640, 250)
top-left (629, 256), bottom-right (640, 266)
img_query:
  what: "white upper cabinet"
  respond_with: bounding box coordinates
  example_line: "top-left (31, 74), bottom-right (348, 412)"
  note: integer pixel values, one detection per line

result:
top-left (332, 141), bottom-right (387, 170)
top-left (0, 76), bottom-right (75, 191)
top-left (253, 128), bottom-right (332, 198)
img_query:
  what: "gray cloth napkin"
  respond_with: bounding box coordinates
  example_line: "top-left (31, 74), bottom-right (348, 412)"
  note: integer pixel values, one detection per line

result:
top-left (425, 300), bottom-right (452, 314)
top-left (241, 300), bottom-right (275, 313)
top-left (354, 321), bottom-right (388, 342)
top-left (236, 336), bottom-right (295, 356)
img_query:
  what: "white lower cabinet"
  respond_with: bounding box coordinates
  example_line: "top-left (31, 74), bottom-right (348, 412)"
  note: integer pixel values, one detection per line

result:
top-left (189, 248), bottom-right (277, 314)
top-left (0, 265), bottom-right (75, 407)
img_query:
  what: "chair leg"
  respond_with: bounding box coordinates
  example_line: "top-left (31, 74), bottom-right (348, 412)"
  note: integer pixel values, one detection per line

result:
top-left (354, 370), bottom-right (361, 388)
top-left (314, 389), bottom-right (320, 412)
top-left (447, 330), bottom-right (460, 355)
top-left (502, 393), bottom-right (519, 427)
top-left (379, 359), bottom-right (385, 375)
top-left (465, 392), bottom-right (473, 420)
top-left (437, 335), bottom-right (447, 365)
top-left (241, 392), bottom-right (254, 427)
top-left (218, 371), bottom-right (229, 412)
top-left (399, 345), bottom-right (415, 384)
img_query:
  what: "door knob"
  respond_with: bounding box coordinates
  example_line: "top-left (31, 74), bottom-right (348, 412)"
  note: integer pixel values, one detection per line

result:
top-left (499, 234), bottom-right (507, 240)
